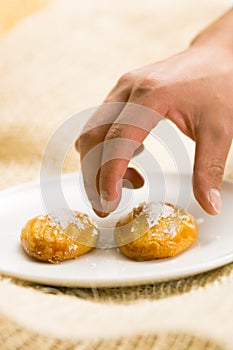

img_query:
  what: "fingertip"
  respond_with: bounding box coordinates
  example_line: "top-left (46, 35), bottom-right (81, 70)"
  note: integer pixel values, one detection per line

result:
top-left (93, 209), bottom-right (109, 218)
top-left (99, 167), bottom-right (123, 214)
top-left (100, 191), bottom-right (120, 214)
top-left (193, 177), bottom-right (221, 216)
top-left (193, 126), bottom-right (230, 216)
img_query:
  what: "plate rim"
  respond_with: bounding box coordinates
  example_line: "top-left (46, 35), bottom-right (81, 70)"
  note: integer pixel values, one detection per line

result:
top-left (0, 172), bottom-right (233, 287)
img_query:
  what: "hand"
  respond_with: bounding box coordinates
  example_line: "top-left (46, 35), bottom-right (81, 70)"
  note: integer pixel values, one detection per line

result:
top-left (76, 11), bottom-right (233, 217)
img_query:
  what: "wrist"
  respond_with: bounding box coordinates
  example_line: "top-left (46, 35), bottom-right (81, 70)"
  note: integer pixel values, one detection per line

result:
top-left (190, 8), bottom-right (233, 52)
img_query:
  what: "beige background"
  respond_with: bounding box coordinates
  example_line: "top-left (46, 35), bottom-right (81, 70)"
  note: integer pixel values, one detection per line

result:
top-left (0, 1), bottom-right (233, 349)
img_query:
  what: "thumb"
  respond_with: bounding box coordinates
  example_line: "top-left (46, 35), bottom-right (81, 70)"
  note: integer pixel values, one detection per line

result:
top-left (193, 126), bottom-right (232, 215)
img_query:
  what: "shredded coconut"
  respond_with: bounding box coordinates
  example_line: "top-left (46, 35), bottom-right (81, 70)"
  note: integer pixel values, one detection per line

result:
top-left (133, 201), bottom-right (191, 236)
top-left (48, 208), bottom-right (85, 230)
top-left (139, 202), bottom-right (178, 228)
top-left (48, 208), bottom-right (98, 238)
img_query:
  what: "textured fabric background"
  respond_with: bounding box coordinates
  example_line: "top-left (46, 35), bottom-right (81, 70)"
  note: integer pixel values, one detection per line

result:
top-left (0, 0), bottom-right (233, 349)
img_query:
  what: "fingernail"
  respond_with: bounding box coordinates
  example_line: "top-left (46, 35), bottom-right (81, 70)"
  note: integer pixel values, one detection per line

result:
top-left (208, 188), bottom-right (222, 214)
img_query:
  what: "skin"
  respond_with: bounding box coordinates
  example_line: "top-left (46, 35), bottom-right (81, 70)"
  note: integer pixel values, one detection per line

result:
top-left (76, 9), bottom-right (233, 217)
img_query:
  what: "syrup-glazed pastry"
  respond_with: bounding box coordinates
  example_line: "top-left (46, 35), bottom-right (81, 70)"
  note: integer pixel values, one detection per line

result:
top-left (114, 202), bottom-right (198, 261)
top-left (21, 210), bottom-right (99, 263)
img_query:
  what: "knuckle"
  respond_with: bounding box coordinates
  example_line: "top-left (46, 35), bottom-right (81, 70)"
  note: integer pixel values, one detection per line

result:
top-left (207, 158), bottom-right (225, 179)
top-left (194, 158), bottom-right (225, 185)
top-left (117, 71), bottom-right (135, 86)
top-left (78, 128), bottom-right (100, 148)
top-left (105, 125), bottom-right (122, 141)
top-left (133, 77), bottom-right (161, 96)
top-left (104, 72), bottom-right (136, 102)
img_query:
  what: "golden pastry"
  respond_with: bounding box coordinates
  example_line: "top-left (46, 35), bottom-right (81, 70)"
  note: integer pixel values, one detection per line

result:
top-left (21, 210), bottom-right (99, 263)
top-left (114, 202), bottom-right (198, 261)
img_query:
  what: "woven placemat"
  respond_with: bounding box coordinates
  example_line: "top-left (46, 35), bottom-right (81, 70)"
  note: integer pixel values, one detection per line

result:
top-left (0, 313), bottom-right (225, 350)
top-left (0, 0), bottom-right (232, 349)
top-left (0, 309), bottom-right (225, 350)
top-left (7, 262), bottom-right (233, 303)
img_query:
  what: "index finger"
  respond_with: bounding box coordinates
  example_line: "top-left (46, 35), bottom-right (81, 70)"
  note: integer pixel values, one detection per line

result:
top-left (76, 100), bottom-right (134, 216)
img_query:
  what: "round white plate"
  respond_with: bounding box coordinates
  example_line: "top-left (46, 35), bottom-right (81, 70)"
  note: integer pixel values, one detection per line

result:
top-left (0, 172), bottom-right (232, 287)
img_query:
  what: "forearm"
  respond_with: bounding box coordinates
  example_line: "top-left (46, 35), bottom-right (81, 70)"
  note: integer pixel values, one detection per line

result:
top-left (191, 8), bottom-right (233, 50)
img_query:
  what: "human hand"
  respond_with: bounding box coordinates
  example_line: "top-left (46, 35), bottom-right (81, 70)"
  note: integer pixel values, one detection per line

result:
top-left (76, 12), bottom-right (233, 217)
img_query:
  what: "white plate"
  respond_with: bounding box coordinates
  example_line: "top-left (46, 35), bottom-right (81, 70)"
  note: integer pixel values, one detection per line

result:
top-left (0, 172), bottom-right (232, 287)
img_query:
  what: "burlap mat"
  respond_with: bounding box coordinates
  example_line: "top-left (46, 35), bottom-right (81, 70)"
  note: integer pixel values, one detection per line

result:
top-left (0, 0), bottom-right (233, 349)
